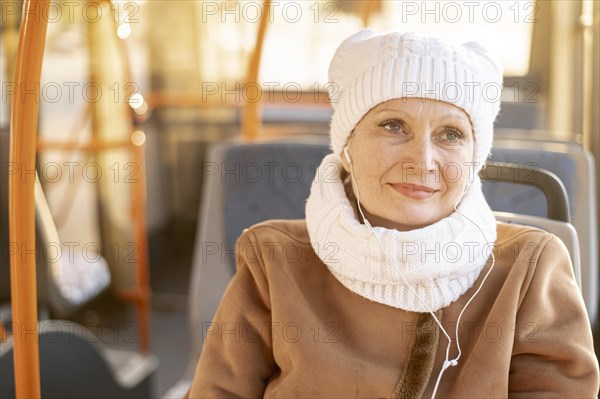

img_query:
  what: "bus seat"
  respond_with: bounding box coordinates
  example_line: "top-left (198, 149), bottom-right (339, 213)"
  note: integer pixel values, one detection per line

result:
top-left (34, 176), bottom-right (111, 318)
top-left (163, 139), bottom-right (329, 398)
top-left (484, 136), bottom-right (597, 325)
top-left (0, 320), bottom-right (158, 398)
top-left (221, 141), bottom-right (331, 272)
top-left (0, 127), bottom-right (111, 320)
top-left (193, 139), bottom-right (329, 354)
top-left (480, 161), bottom-right (583, 294)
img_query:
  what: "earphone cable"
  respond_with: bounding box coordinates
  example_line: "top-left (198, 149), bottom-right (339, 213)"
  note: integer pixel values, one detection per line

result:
top-left (346, 152), bottom-right (496, 398)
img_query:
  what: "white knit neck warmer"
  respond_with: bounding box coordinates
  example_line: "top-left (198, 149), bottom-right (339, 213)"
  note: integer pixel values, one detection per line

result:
top-left (305, 154), bottom-right (497, 312)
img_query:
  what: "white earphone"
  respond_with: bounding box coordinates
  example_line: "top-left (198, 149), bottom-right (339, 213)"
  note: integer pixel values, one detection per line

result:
top-left (342, 142), bottom-right (495, 398)
top-left (343, 146), bottom-right (352, 165)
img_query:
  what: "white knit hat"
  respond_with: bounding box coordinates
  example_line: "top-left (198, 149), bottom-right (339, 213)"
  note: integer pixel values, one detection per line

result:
top-left (328, 29), bottom-right (503, 171)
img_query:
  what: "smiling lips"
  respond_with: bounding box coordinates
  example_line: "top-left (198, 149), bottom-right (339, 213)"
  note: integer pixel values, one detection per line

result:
top-left (389, 183), bottom-right (438, 200)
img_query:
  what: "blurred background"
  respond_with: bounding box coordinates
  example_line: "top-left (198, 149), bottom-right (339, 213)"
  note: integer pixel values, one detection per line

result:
top-left (1, 0), bottom-right (599, 397)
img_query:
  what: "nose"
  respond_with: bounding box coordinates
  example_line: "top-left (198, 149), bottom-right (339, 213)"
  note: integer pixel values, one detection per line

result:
top-left (404, 136), bottom-right (437, 174)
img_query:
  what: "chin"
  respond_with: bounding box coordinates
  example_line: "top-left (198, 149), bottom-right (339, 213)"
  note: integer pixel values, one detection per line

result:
top-left (395, 209), bottom-right (437, 224)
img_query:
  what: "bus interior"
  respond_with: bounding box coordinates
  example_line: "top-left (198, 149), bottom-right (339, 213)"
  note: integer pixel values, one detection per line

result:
top-left (0, 0), bottom-right (599, 397)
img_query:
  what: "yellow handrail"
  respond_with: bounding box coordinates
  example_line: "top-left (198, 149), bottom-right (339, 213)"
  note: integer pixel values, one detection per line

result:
top-left (241, 0), bottom-right (271, 140)
top-left (9, 0), bottom-right (50, 397)
top-left (580, 0), bottom-right (594, 151)
top-left (360, 0), bottom-right (377, 27)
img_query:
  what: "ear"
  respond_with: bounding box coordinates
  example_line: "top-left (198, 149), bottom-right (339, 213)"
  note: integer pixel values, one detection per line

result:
top-left (341, 155), bottom-right (351, 173)
top-left (341, 145), bottom-right (351, 173)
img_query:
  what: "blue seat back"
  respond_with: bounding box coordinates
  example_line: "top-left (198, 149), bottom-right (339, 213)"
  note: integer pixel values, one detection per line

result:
top-left (483, 147), bottom-right (576, 218)
top-left (483, 138), bottom-right (597, 325)
top-left (222, 142), bottom-right (331, 270)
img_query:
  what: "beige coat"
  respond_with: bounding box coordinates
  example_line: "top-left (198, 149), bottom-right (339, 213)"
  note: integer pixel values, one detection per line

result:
top-left (187, 220), bottom-right (599, 398)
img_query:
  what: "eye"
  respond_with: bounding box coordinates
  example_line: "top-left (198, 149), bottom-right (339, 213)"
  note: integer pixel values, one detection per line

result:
top-left (379, 119), bottom-right (407, 134)
top-left (441, 127), bottom-right (465, 144)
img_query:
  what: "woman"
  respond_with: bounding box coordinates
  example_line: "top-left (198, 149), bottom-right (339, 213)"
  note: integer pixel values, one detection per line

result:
top-left (187, 29), bottom-right (599, 397)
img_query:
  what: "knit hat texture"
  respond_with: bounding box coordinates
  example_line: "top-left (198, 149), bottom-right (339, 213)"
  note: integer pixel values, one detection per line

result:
top-left (328, 29), bottom-right (503, 171)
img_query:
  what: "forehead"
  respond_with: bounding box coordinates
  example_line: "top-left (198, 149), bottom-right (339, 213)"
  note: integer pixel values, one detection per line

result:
top-left (367, 98), bottom-right (472, 123)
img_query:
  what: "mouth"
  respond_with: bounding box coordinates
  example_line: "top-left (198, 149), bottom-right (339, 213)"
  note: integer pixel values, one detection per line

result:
top-left (389, 183), bottom-right (439, 200)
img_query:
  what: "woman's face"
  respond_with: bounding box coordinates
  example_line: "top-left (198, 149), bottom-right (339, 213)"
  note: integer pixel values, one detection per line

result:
top-left (343, 98), bottom-right (475, 231)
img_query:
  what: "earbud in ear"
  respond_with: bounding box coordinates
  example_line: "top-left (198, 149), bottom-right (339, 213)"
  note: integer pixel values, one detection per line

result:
top-left (344, 146), bottom-right (352, 165)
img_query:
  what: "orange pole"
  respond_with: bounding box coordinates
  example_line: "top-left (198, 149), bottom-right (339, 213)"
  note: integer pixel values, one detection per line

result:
top-left (9, 0), bottom-right (50, 397)
top-left (143, 90), bottom-right (332, 109)
top-left (242, 0), bottom-right (271, 140)
top-left (109, 0), bottom-right (152, 353)
top-left (37, 139), bottom-right (132, 152)
top-left (360, 0), bottom-right (376, 27)
top-left (143, 91), bottom-right (243, 109)
top-left (130, 136), bottom-right (151, 353)
top-left (0, 323), bottom-right (8, 342)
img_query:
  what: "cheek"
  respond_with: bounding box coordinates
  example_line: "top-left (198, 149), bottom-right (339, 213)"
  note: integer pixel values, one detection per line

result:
top-left (351, 154), bottom-right (393, 201)
top-left (352, 140), bottom-right (390, 176)
top-left (441, 162), bottom-right (465, 186)
top-left (440, 150), bottom-right (473, 191)
top-left (358, 149), bottom-right (396, 181)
